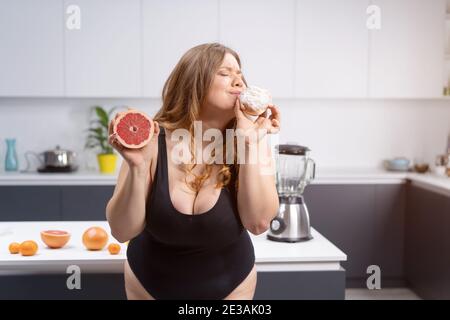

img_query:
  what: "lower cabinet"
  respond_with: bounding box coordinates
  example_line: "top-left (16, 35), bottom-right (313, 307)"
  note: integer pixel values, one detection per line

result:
top-left (0, 186), bottom-right (114, 222)
top-left (304, 184), bottom-right (405, 287)
top-left (61, 186), bottom-right (114, 221)
top-left (0, 270), bottom-right (346, 300)
top-left (405, 184), bottom-right (450, 299)
top-left (0, 186), bottom-right (61, 221)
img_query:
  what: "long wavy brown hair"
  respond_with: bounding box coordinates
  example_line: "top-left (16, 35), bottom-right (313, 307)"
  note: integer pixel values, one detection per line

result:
top-left (153, 43), bottom-right (247, 194)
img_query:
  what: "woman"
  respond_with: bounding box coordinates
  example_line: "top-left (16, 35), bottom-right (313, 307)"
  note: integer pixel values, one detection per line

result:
top-left (106, 43), bottom-right (280, 300)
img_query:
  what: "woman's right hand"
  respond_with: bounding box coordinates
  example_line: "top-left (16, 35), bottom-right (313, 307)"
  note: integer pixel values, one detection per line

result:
top-left (108, 111), bottom-right (160, 171)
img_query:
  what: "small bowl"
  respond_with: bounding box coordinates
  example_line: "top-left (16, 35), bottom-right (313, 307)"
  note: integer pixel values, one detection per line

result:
top-left (40, 230), bottom-right (71, 249)
top-left (414, 163), bottom-right (429, 174)
top-left (384, 158), bottom-right (411, 172)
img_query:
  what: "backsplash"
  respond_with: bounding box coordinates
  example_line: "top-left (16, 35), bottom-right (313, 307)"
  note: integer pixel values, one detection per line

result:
top-left (0, 98), bottom-right (449, 173)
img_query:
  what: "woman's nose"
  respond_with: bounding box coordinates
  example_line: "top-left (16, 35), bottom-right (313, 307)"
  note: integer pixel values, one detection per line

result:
top-left (232, 77), bottom-right (244, 88)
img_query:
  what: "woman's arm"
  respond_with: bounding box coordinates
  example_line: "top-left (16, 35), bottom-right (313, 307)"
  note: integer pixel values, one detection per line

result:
top-left (106, 162), bottom-right (150, 243)
top-left (237, 135), bottom-right (279, 235)
top-left (105, 116), bottom-right (159, 243)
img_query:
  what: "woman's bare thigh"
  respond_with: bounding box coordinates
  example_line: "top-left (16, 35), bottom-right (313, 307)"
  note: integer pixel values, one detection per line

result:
top-left (223, 264), bottom-right (257, 300)
top-left (124, 260), bottom-right (155, 300)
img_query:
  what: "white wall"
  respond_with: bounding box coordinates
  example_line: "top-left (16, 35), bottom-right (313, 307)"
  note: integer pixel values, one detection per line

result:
top-left (0, 98), bottom-right (449, 173)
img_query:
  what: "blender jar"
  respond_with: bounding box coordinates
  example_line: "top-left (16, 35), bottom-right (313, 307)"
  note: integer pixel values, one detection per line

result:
top-left (275, 144), bottom-right (315, 196)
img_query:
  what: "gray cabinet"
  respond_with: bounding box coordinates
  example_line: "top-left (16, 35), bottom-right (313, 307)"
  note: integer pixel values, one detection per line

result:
top-left (405, 184), bottom-right (450, 299)
top-left (0, 187), bottom-right (61, 221)
top-left (373, 184), bottom-right (405, 280)
top-left (0, 270), bottom-right (345, 300)
top-left (304, 183), bottom-right (405, 286)
top-left (61, 186), bottom-right (114, 221)
top-left (0, 186), bottom-right (113, 222)
top-left (304, 185), bottom-right (376, 279)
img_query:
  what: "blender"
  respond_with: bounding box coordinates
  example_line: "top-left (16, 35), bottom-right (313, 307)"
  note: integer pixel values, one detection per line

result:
top-left (267, 143), bottom-right (316, 242)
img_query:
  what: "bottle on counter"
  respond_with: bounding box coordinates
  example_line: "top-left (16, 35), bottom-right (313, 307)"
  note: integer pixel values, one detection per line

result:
top-left (447, 134), bottom-right (450, 177)
top-left (447, 154), bottom-right (450, 177)
top-left (435, 154), bottom-right (448, 176)
top-left (4, 138), bottom-right (18, 172)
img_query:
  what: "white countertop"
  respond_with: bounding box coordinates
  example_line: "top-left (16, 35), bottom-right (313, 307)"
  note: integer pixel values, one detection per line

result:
top-left (1, 168), bottom-right (449, 196)
top-left (0, 170), bottom-right (116, 186)
top-left (0, 221), bottom-right (346, 275)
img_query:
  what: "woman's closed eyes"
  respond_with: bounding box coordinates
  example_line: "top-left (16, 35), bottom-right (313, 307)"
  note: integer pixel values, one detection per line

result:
top-left (219, 72), bottom-right (243, 79)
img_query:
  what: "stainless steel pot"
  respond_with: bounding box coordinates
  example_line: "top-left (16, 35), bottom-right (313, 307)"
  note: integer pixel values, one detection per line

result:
top-left (42, 145), bottom-right (77, 167)
top-left (23, 145), bottom-right (77, 171)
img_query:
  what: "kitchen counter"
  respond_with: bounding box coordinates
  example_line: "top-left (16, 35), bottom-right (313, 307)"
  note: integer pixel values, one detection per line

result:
top-left (1, 168), bottom-right (449, 196)
top-left (0, 170), bottom-right (116, 186)
top-left (0, 221), bottom-right (346, 275)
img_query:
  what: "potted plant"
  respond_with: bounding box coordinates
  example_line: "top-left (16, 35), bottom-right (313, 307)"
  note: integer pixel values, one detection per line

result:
top-left (84, 106), bottom-right (121, 174)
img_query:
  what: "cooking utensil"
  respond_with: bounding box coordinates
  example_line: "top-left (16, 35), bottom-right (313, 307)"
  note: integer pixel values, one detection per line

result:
top-left (22, 145), bottom-right (77, 172)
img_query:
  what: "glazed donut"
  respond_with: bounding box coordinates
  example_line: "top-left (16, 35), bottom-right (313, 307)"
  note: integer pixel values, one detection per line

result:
top-left (239, 86), bottom-right (272, 116)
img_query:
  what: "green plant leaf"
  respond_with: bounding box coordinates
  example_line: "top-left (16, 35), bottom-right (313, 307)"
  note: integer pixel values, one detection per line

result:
top-left (85, 105), bottom-right (121, 154)
top-left (88, 127), bottom-right (104, 136)
top-left (87, 134), bottom-right (106, 140)
top-left (84, 141), bottom-right (99, 149)
top-left (95, 106), bottom-right (109, 129)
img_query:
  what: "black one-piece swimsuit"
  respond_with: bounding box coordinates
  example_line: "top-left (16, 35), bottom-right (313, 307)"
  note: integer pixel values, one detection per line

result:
top-left (126, 127), bottom-right (255, 300)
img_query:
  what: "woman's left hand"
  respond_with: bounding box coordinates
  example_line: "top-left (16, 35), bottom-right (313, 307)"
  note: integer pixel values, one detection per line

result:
top-left (234, 98), bottom-right (280, 145)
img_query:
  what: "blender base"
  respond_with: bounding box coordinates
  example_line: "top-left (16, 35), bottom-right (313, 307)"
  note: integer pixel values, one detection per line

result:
top-left (267, 234), bottom-right (313, 243)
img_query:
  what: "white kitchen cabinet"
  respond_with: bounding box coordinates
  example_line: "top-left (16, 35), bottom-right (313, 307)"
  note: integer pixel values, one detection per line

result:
top-left (295, 0), bottom-right (369, 98)
top-left (219, 0), bottom-right (295, 98)
top-left (142, 0), bottom-right (219, 98)
top-left (369, 0), bottom-right (445, 98)
top-left (0, 0), bottom-right (64, 97)
top-left (64, 0), bottom-right (141, 97)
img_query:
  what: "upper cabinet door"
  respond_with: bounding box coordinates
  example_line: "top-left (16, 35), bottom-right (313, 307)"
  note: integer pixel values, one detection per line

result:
top-left (220, 0), bottom-right (295, 98)
top-left (296, 0), bottom-right (369, 98)
top-left (142, 0), bottom-right (219, 98)
top-left (64, 0), bottom-right (141, 97)
top-left (369, 0), bottom-right (445, 98)
top-left (0, 0), bottom-right (64, 97)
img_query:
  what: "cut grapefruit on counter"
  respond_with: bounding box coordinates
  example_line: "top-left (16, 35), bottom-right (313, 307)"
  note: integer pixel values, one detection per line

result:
top-left (113, 109), bottom-right (154, 149)
top-left (40, 230), bottom-right (71, 249)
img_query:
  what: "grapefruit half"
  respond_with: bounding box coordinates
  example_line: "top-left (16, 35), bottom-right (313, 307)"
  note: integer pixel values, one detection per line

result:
top-left (40, 230), bottom-right (71, 249)
top-left (113, 109), bottom-right (154, 149)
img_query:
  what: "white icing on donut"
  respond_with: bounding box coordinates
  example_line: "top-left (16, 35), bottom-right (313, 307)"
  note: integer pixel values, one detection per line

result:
top-left (239, 86), bottom-right (272, 115)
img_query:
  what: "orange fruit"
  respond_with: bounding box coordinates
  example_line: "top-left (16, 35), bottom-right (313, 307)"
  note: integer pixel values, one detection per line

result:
top-left (82, 226), bottom-right (109, 250)
top-left (9, 242), bottom-right (20, 254)
top-left (20, 240), bottom-right (38, 256)
top-left (108, 243), bottom-right (121, 255)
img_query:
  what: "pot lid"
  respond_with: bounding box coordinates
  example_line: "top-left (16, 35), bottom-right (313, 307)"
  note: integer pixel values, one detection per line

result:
top-left (44, 145), bottom-right (75, 154)
top-left (276, 144), bottom-right (310, 155)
